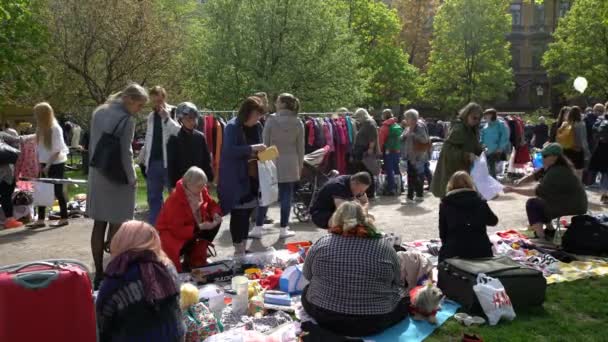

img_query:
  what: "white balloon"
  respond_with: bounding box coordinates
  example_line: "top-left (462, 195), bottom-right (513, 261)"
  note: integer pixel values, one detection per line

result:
top-left (573, 76), bottom-right (588, 94)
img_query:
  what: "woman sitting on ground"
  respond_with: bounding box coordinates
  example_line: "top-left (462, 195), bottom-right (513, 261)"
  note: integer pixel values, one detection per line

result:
top-left (302, 201), bottom-right (407, 337)
top-left (156, 166), bottom-right (222, 272)
top-left (96, 220), bottom-right (184, 342)
top-left (438, 171), bottom-right (498, 262)
top-left (504, 143), bottom-right (588, 239)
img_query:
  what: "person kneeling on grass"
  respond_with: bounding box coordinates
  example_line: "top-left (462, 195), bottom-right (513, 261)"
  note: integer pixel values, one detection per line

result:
top-left (504, 143), bottom-right (588, 240)
top-left (302, 201), bottom-right (408, 337)
top-left (438, 171), bottom-right (498, 262)
top-left (309, 171), bottom-right (371, 229)
top-left (156, 166), bottom-right (222, 272)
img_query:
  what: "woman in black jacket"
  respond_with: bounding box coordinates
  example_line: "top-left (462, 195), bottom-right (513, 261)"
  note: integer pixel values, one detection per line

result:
top-left (167, 102), bottom-right (214, 188)
top-left (438, 171), bottom-right (498, 262)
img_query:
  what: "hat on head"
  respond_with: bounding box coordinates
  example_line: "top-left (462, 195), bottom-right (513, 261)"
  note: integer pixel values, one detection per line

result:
top-left (541, 143), bottom-right (563, 157)
top-left (175, 102), bottom-right (199, 120)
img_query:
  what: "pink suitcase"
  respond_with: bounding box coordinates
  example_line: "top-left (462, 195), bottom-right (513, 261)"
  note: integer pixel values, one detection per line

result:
top-left (0, 259), bottom-right (96, 342)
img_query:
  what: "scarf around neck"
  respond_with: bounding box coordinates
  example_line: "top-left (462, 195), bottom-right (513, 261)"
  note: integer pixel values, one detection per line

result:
top-left (184, 184), bottom-right (203, 226)
top-left (105, 250), bottom-right (177, 303)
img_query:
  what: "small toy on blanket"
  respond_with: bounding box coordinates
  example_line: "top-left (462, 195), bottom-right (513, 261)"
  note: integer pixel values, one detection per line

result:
top-left (409, 282), bottom-right (444, 325)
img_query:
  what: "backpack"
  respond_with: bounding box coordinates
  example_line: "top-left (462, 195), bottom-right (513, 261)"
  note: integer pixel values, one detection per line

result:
top-left (556, 123), bottom-right (575, 149)
top-left (385, 123), bottom-right (403, 151)
top-left (595, 119), bottom-right (608, 142)
top-left (562, 215), bottom-right (608, 255)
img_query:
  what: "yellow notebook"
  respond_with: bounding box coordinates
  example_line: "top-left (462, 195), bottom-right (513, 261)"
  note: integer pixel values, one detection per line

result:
top-left (258, 145), bottom-right (279, 161)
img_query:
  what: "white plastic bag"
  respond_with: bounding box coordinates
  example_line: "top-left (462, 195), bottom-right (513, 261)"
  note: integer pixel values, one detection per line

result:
top-left (471, 153), bottom-right (504, 200)
top-left (279, 264), bottom-right (309, 294)
top-left (473, 273), bottom-right (516, 325)
top-left (258, 160), bottom-right (278, 206)
top-left (33, 181), bottom-right (54, 207)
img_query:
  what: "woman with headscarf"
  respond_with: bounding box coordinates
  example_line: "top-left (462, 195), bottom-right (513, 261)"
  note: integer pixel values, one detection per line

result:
top-left (96, 220), bottom-right (184, 342)
top-left (156, 166), bottom-right (221, 272)
top-left (352, 108), bottom-right (380, 199)
top-left (430, 103), bottom-right (483, 198)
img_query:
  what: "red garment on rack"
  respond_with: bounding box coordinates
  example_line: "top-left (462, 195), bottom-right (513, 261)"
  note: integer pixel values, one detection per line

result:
top-left (15, 137), bottom-right (38, 179)
top-left (205, 116), bottom-right (215, 155)
top-left (335, 119), bottom-right (348, 174)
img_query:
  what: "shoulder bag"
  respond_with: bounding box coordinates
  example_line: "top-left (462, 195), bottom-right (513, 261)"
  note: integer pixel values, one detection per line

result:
top-left (90, 115), bottom-right (130, 184)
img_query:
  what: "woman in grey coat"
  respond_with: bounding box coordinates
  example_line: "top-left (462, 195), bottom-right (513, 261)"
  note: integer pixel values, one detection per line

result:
top-left (251, 93), bottom-right (304, 239)
top-left (86, 83), bottom-right (149, 289)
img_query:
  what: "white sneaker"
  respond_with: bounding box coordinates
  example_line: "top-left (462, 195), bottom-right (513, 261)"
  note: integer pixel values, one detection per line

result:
top-left (279, 227), bottom-right (296, 238)
top-left (248, 226), bottom-right (264, 239)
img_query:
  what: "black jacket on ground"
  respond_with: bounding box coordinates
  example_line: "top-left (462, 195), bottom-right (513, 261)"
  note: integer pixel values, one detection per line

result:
top-left (167, 128), bottom-right (213, 188)
top-left (438, 189), bottom-right (498, 262)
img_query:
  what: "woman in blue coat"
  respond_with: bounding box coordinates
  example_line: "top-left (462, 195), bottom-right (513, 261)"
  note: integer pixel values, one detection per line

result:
top-left (218, 96), bottom-right (267, 257)
top-left (481, 108), bottom-right (510, 178)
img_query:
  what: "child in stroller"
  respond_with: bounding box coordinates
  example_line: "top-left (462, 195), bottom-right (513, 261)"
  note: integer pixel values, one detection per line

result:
top-left (293, 146), bottom-right (338, 222)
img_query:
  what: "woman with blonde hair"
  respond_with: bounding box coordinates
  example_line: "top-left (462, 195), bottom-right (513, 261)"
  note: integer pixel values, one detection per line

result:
top-left (438, 171), bottom-right (497, 262)
top-left (27, 102), bottom-right (70, 229)
top-left (302, 201), bottom-right (407, 336)
top-left (96, 220), bottom-right (184, 342)
top-left (87, 83), bottom-right (149, 289)
top-left (252, 93), bottom-right (304, 239)
top-left (431, 103), bottom-right (483, 198)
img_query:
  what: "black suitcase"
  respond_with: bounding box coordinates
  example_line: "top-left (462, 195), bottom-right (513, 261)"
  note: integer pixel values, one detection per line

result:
top-left (562, 215), bottom-right (608, 255)
top-left (438, 256), bottom-right (546, 314)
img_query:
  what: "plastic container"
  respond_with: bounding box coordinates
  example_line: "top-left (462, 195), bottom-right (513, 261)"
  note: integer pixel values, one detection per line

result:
top-left (199, 284), bottom-right (226, 318)
top-left (532, 152), bottom-right (543, 169)
top-left (231, 276), bottom-right (249, 316)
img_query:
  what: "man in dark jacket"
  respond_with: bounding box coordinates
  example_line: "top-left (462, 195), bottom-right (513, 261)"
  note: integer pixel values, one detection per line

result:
top-left (532, 116), bottom-right (549, 148)
top-left (167, 102), bottom-right (214, 188)
top-left (584, 107), bottom-right (599, 149)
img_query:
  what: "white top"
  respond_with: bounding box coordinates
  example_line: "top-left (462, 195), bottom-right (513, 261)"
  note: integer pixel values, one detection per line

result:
top-left (37, 121), bottom-right (69, 165)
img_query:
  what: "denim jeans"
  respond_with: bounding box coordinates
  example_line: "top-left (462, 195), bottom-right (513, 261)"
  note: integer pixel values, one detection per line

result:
top-left (256, 182), bottom-right (295, 227)
top-left (146, 160), bottom-right (169, 225)
top-left (602, 172), bottom-right (608, 191)
top-left (407, 161), bottom-right (425, 200)
top-left (383, 152), bottom-right (401, 193)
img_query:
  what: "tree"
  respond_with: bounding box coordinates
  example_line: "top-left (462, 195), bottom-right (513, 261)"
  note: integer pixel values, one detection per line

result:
top-left (188, 0), bottom-right (366, 111)
top-left (391, 0), bottom-right (440, 69)
top-left (543, 0), bottom-right (608, 99)
top-left (42, 0), bottom-right (196, 106)
top-left (339, 0), bottom-right (419, 108)
top-left (0, 0), bottom-right (47, 104)
top-left (422, 0), bottom-right (514, 113)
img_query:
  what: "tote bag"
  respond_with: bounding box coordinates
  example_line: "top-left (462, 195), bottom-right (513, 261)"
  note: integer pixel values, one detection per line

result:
top-left (258, 160), bottom-right (278, 207)
top-left (90, 115), bottom-right (130, 184)
top-left (33, 181), bottom-right (54, 207)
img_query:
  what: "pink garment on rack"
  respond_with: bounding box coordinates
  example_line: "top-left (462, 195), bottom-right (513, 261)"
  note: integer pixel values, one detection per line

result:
top-left (15, 137), bottom-right (39, 180)
top-left (323, 120), bottom-right (334, 152)
top-left (335, 119), bottom-right (348, 174)
top-left (307, 120), bottom-right (315, 146)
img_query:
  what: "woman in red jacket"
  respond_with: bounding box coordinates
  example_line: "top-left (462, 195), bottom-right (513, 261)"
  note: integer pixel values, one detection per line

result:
top-left (156, 166), bottom-right (222, 272)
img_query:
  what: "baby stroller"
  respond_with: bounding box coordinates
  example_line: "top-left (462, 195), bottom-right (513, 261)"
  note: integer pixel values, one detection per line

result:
top-left (292, 146), bottom-right (337, 223)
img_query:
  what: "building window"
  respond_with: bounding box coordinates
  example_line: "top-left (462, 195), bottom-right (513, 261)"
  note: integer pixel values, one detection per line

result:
top-left (510, 4), bottom-right (522, 26)
top-left (559, 1), bottom-right (572, 17)
top-left (512, 47), bottom-right (521, 69)
top-left (534, 3), bottom-right (545, 28)
top-left (532, 47), bottom-right (545, 70)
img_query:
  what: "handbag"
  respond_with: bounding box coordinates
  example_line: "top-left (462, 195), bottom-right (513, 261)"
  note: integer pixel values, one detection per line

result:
top-left (361, 152), bottom-right (381, 176)
top-left (0, 142), bottom-right (20, 165)
top-left (90, 115), bottom-right (130, 184)
top-left (414, 141), bottom-right (432, 153)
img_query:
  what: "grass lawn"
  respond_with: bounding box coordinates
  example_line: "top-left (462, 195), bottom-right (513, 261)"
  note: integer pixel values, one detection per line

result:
top-left (65, 166), bottom-right (149, 209)
top-left (428, 277), bottom-right (608, 342)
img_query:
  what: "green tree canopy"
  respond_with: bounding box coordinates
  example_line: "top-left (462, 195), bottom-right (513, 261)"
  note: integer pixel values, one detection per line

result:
top-left (0, 0), bottom-right (47, 105)
top-left (422, 0), bottom-right (514, 113)
top-left (339, 0), bottom-right (418, 108)
top-left (189, 0), bottom-right (366, 111)
top-left (543, 0), bottom-right (608, 99)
